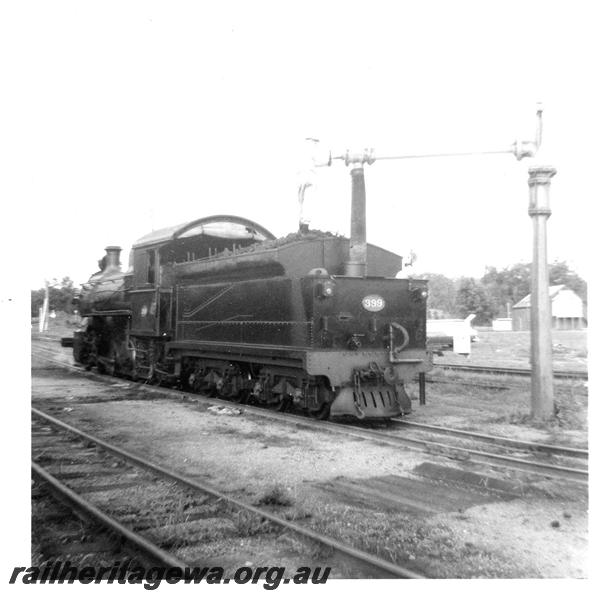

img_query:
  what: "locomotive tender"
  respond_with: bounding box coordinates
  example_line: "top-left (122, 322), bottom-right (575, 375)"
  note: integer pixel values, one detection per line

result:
top-left (73, 214), bottom-right (431, 419)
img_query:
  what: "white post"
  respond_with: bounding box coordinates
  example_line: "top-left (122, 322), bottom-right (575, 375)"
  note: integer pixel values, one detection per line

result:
top-left (42, 281), bottom-right (50, 332)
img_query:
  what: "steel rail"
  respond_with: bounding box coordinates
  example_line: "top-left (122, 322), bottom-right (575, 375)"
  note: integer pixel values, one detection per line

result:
top-left (435, 363), bottom-right (588, 381)
top-left (392, 419), bottom-right (588, 459)
top-left (316, 420), bottom-right (588, 483)
top-left (32, 348), bottom-right (588, 484)
top-left (31, 407), bottom-right (423, 579)
top-left (31, 461), bottom-right (188, 569)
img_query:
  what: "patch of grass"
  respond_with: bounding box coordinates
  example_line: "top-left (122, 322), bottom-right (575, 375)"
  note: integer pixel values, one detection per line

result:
top-left (256, 484), bottom-right (294, 507)
top-left (487, 386), bottom-right (587, 431)
top-left (499, 411), bottom-right (555, 429)
top-left (144, 492), bottom-right (212, 529)
top-left (232, 511), bottom-right (279, 537)
top-left (554, 390), bottom-right (588, 430)
top-left (280, 506), bottom-right (313, 521)
top-left (309, 504), bottom-right (533, 578)
top-left (277, 533), bottom-right (334, 561)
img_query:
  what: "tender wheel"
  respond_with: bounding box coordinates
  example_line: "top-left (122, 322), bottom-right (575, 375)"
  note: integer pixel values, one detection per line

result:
top-left (197, 382), bottom-right (216, 397)
top-left (217, 373), bottom-right (241, 401)
top-left (307, 385), bottom-right (332, 420)
top-left (308, 402), bottom-right (330, 420)
top-left (218, 386), bottom-right (240, 401)
top-left (274, 395), bottom-right (291, 412)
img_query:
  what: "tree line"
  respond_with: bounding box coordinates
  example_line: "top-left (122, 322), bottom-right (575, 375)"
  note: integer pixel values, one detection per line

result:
top-left (31, 277), bottom-right (77, 317)
top-left (415, 260), bottom-right (587, 325)
top-left (31, 261), bottom-right (587, 326)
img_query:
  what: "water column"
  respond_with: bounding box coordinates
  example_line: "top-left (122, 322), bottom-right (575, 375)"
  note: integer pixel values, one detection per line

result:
top-left (528, 165), bottom-right (556, 419)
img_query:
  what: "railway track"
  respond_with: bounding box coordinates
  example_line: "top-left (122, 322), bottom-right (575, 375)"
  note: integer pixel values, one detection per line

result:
top-left (31, 341), bottom-right (588, 485)
top-left (392, 419), bottom-right (588, 459)
top-left (31, 476), bottom-right (149, 574)
top-left (435, 362), bottom-right (588, 381)
top-left (324, 419), bottom-right (588, 484)
top-left (32, 406), bottom-right (423, 579)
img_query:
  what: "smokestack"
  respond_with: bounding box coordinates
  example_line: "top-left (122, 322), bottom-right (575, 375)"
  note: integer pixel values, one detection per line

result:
top-left (104, 246), bottom-right (122, 272)
top-left (345, 166), bottom-right (367, 277)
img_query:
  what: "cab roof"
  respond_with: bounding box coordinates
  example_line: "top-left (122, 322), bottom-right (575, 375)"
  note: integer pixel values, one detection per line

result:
top-left (132, 215), bottom-right (276, 249)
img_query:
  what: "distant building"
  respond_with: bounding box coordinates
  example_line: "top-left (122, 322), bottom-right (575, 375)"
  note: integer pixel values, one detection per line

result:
top-left (492, 318), bottom-right (512, 331)
top-left (511, 285), bottom-right (586, 331)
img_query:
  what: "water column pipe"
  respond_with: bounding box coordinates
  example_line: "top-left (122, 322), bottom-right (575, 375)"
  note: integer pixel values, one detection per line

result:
top-left (341, 149), bottom-right (375, 277)
top-left (528, 166), bottom-right (557, 419)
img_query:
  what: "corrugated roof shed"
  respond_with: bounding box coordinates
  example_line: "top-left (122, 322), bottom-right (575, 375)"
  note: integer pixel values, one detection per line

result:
top-left (512, 285), bottom-right (565, 309)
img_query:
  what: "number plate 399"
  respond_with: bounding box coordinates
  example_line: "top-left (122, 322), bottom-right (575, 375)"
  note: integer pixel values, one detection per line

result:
top-left (362, 294), bottom-right (385, 312)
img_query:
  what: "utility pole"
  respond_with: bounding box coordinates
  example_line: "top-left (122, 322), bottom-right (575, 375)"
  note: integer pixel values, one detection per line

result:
top-left (528, 166), bottom-right (556, 419)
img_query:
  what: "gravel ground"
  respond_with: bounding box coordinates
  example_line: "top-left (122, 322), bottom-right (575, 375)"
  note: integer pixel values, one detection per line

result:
top-left (435, 329), bottom-right (587, 372)
top-left (32, 362), bottom-right (588, 578)
top-left (424, 328), bottom-right (588, 447)
top-left (404, 377), bottom-right (588, 448)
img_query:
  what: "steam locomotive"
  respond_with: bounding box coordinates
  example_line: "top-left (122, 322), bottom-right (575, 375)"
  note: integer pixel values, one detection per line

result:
top-left (72, 214), bottom-right (431, 419)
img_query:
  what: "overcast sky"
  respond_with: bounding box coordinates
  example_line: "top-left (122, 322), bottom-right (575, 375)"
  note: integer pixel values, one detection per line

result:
top-left (3, 0), bottom-right (598, 288)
